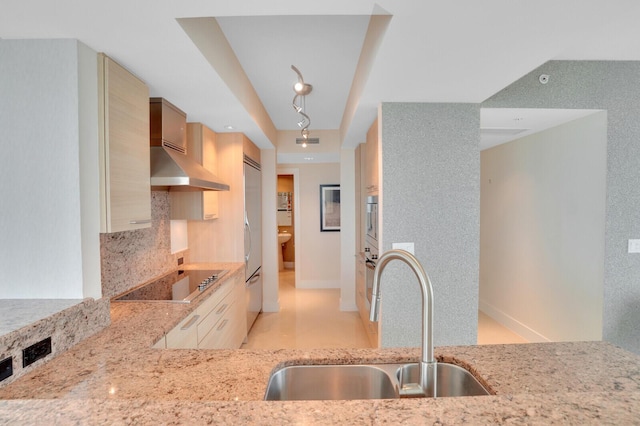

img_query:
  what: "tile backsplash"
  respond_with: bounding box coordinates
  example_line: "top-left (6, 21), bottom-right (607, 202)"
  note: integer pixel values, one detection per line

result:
top-left (100, 191), bottom-right (188, 298)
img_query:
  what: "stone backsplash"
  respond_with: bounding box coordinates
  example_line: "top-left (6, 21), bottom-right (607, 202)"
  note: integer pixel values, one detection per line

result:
top-left (100, 191), bottom-right (188, 299)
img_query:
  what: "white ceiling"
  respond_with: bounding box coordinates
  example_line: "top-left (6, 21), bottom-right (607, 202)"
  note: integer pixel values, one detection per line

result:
top-left (2, 1), bottom-right (640, 153)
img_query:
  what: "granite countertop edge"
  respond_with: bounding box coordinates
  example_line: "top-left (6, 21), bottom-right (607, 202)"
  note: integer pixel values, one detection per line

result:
top-left (0, 262), bottom-right (639, 424)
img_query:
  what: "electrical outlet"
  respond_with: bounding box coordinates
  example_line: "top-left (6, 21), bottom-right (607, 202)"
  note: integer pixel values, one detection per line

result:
top-left (0, 357), bottom-right (12, 382)
top-left (629, 239), bottom-right (640, 253)
top-left (23, 337), bottom-right (52, 367)
top-left (392, 242), bottom-right (415, 254)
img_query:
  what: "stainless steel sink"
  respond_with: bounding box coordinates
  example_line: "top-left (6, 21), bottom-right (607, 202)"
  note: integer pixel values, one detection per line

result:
top-left (264, 362), bottom-right (491, 401)
top-left (264, 364), bottom-right (397, 401)
top-left (396, 363), bottom-right (490, 397)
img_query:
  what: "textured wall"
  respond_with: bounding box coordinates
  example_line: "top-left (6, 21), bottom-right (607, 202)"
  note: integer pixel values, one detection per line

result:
top-left (379, 103), bottom-right (480, 347)
top-left (483, 61), bottom-right (640, 354)
top-left (101, 192), bottom-right (188, 298)
top-left (0, 39), bottom-right (101, 299)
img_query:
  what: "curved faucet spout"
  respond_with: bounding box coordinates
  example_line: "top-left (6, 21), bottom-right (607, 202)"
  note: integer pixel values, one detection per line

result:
top-left (369, 249), bottom-right (437, 397)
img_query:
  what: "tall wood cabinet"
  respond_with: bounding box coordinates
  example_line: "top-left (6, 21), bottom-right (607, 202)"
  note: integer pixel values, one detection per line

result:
top-left (97, 54), bottom-right (151, 233)
top-left (365, 117), bottom-right (379, 194)
top-left (170, 123), bottom-right (220, 220)
top-left (187, 132), bottom-right (260, 263)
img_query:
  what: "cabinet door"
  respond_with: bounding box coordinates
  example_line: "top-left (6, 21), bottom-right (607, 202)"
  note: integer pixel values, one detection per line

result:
top-left (170, 123), bottom-right (219, 220)
top-left (365, 117), bottom-right (379, 194)
top-left (356, 256), bottom-right (366, 316)
top-left (201, 125), bottom-right (219, 219)
top-left (98, 54), bottom-right (151, 233)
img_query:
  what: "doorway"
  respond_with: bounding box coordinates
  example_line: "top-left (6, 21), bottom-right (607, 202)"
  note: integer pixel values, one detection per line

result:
top-left (479, 108), bottom-right (606, 343)
top-left (277, 174), bottom-right (295, 273)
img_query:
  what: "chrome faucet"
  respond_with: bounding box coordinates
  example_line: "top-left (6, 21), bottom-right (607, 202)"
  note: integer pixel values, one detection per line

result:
top-left (369, 249), bottom-right (437, 397)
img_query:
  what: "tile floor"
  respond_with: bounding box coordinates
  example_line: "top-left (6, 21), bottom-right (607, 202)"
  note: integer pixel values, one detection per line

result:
top-left (241, 269), bottom-right (527, 350)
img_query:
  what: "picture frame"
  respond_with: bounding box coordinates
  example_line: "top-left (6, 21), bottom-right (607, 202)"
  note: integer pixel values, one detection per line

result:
top-left (320, 184), bottom-right (341, 232)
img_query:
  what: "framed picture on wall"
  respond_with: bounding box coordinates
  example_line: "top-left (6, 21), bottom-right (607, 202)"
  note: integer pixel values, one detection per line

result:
top-left (320, 184), bottom-right (340, 232)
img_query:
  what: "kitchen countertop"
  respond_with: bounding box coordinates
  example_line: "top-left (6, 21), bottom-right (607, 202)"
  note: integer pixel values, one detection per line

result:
top-left (0, 299), bottom-right (85, 336)
top-left (1, 263), bottom-right (639, 424)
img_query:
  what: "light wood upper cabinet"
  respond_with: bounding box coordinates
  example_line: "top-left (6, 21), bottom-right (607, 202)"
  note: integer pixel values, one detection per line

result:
top-left (170, 123), bottom-right (219, 220)
top-left (365, 117), bottom-right (379, 194)
top-left (98, 54), bottom-right (151, 233)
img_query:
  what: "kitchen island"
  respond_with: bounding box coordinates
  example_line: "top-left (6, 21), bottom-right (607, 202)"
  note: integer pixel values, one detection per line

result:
top-left (0, 264), bottom-right (639, 424)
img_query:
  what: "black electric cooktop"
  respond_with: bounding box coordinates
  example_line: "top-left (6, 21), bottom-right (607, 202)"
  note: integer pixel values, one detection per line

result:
top-left (112, 269), bottom-right (229, 304)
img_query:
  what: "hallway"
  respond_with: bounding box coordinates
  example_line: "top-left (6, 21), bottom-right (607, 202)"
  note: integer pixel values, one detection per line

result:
top-left (242, 270), bottom-right (527, 350)
top-left (242, 269), bottom-right (370, 349)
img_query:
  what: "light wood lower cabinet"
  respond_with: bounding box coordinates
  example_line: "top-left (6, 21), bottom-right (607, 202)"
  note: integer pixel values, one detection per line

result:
top-left (156, 273), bottom-right (247, 349)
top-left (197, 273), bottom-right (246, 349)
top-left (165, 310), bottom-right (200, 349)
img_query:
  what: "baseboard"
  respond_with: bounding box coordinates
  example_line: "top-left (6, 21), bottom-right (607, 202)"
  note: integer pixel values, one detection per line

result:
top-left (283, 261), bottom-right (295, 269)
top-left (479, 300), bottom-right (550, 343)
top-left (262, 300), bottom-right (280, 312)
top-left (340, 300), bottom-right (358, 311)
top-left (296, 280), bottom-right (340, 289)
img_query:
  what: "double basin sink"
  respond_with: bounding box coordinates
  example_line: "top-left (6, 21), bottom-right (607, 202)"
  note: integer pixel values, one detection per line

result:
top-left (264, 362), bottom-right (491, 401)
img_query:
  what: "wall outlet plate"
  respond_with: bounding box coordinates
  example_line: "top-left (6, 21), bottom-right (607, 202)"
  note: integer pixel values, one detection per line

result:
top-left (23, 337), bottom-right (52, 367)
top-left (0, 357), bottom-right (12, 382)
top-left (628, 239), bottom-right (640, 253)
top-left (392, 242), bottom-right (415, 255)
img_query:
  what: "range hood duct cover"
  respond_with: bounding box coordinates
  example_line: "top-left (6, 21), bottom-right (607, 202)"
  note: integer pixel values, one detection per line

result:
top-left (150, 146), bottom-right (230, 191)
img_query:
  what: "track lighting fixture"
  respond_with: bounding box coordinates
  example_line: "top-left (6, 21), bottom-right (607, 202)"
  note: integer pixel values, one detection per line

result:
top-left (291, 65), bottom-right (312, 144)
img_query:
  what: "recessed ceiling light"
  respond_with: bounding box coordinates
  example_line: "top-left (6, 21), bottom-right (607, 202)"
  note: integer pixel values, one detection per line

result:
top-left (224, 125), bottom-right (234, 130)
top-left (304, 157), bottom-right (314, 161)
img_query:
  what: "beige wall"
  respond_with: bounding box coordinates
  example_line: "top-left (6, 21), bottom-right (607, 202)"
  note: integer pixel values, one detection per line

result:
top-left (480, 111), bottom-right (606, 342)
top-left (281, 163), bottom-right (341, 288)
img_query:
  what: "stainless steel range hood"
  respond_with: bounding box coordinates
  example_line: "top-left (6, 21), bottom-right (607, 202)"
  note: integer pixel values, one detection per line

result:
top-left (150, 146), bottom-right (229, 191)
top-left (149, 97), bottom-right (229, 191)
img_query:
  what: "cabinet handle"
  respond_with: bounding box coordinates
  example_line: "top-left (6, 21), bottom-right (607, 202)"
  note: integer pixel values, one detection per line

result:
top-left (181, 314), bottom-right (200, 330)
top-left (215, 303), bottom-right (229, 315)
top-left (129, 219), bottom-right (152, 225)
top-left (216, 319), bottom-right (229, 331)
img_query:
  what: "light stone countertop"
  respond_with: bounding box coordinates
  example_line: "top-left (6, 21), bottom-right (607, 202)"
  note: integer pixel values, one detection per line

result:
top-left (1, 262), bottom-right (639, 424)
top-left (0, 299), bottom-right (84, 336)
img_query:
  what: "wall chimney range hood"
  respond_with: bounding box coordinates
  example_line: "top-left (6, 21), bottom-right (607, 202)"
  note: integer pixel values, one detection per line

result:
top-left (149, 98), bottom-right (229, 191)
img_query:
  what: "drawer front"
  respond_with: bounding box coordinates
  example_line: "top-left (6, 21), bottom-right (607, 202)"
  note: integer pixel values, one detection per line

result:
top-left (197, 277), bottom-right (234, 316)
top-left (165, 312), bottom-right (200, 349)
top-left (198, 302), bottom-right (237, 349)
top-left (197, 288), bottom-right (234, 344)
